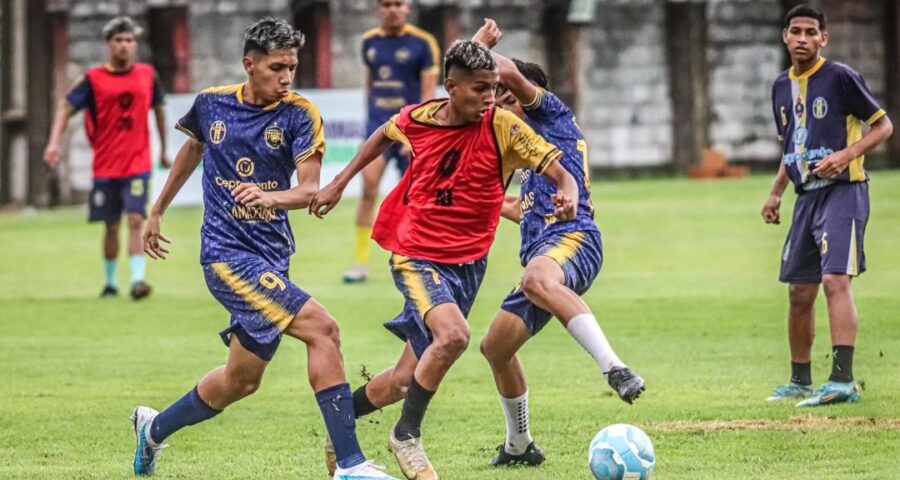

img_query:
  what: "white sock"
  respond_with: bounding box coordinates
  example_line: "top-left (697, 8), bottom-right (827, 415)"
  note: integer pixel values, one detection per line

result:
top-left (500, 391), bottom-right (532, 455)
top-left (566, 313), bottom-right (625, 376)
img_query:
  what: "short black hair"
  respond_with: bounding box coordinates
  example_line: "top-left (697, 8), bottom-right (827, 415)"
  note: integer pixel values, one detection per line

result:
top-left (512, 59), bottom-right (549, 89)
top-left (784, 4), bottom-right (826, 31)
top-left (443, 40), bottom-right (497, 78)
top-left (243, 18), bottom-right (305, 56)
top-left (102, 16), bottom-right (143, 41)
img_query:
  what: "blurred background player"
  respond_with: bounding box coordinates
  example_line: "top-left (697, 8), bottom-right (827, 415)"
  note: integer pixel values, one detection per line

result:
top-left (343, 0), bottom-right (440, 283)
top-left (762, 5), bottom-right (893, 407)
top-left (472, 19), bottom-right (645, 467)
top-left (133, 18), bottom-right (397, 480)
top-left (43, 16), bottom-right (170, 300)
top-left (312, 40), bottom-right (578, 479)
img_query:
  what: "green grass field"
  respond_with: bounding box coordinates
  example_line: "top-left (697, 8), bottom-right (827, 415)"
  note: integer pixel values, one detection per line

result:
top-left (2, 173), bottom-right (899, 479)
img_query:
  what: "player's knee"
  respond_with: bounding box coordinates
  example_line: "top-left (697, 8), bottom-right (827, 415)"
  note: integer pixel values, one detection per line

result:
top-left (480, 336), bottom-right (502, 364)
top-left (305, 308), bottom-right (342, 347)
top-left (822, 274), bottom-right (851, 297)
top-left (521, 273), bottom-right (553, 303)
top-left (435, 326), bottom-right (470, 359)
top-left (105, 222), bottom-right (120, 235)
top-left (226, 371), bottom-right (263, 398)
top-left (361, 183), bottom-right (379, 203)
top-left (788, 284), bottom-right (817, 308)
top-left (126, 214), bottom-right (143, 231)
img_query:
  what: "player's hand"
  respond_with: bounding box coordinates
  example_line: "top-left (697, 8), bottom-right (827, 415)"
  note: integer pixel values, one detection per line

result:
top-left (43, 143), bottom-right (61, 168)
top-left (159, 153), bottom-right (172, 170)
top-left (761, 194), bottom-right (781, 224)
top-left (552, 191), bottom-right (576, 221)
top-left (143, 213), bottom-right (172, 260)
top-left (232, 183), bottom-right (277, 208)
top-left (812, 149), bottom-right (853, 179)
top-left (309, 180), bottom-right (345, 218)
top-left (472, 18), bottom-right (502, 48)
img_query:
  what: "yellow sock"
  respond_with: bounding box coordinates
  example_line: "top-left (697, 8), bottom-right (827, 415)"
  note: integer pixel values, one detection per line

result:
top-left (355, 226), bottom-right (372, 266)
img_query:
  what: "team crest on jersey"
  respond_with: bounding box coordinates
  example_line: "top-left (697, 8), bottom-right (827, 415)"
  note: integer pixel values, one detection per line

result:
top-left (236, 157), bottom-right (255, 177)
top-left (395, 48), bottom-right (411, 63)
top-left (379, 65), bottom-right (393, 80)
top-left (812, 97), bottom-right (828, 119)
top-left (210, 121), bottom-right (227, 145)
top-left (792, 126), bottom-right (808, 145)
top-left (265, 124), bottom-right (284, 149)
top-left (366, 47), bottom-right (376, 63)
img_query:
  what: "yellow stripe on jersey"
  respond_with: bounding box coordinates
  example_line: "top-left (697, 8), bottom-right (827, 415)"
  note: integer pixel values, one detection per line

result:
top-left (404, 24), bottom-right (442, 76)
top-left (285, 92), bottom-right (327, 164)
top-left (543, 232), bottom-right (586, 266)
top-left (521, 88), bottom-right (544, 111)
top-left (362, 26), bottom-right (385, 40)
top-left (788, 56), bottom-right (826, 81)
top-left (493, 107), bottom-right (562, 181)
top-left (175, 123), bottom-right (203, 144)
top-left (383, 114), bottom-right (414, 151)
top-left (865, 109), bottom-right (887, 126)
top-left (211, 263), bottom-right (295, 331)
top-left (846, 115), bottom-right (866, 182)
top-left (392, 255), bottom-right (434, 316)
top-left (203, 83), bottom-right (243, 97)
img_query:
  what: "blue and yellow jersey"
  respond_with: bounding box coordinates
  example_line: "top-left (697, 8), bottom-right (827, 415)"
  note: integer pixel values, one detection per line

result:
top-left (362, 24), bottom-right (440, 134)
top-left (771, 57), bottom-right (886, 192)
top-left (516, 88), bottom-right (598, 263)
top-left (176, 84), bottom-right (325, 271)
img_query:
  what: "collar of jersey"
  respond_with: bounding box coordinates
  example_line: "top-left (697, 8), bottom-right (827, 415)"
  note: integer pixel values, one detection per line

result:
top-left (376, 24), bottom-right (411, 38)
top-left (789, 56), bottom-right (826, 81)
top-left (236, 83), bottom-right (282, 110)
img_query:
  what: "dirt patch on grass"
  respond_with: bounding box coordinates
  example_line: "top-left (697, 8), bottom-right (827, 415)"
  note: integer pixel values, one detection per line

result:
top-left (646, 416), bottom-right (900, 433)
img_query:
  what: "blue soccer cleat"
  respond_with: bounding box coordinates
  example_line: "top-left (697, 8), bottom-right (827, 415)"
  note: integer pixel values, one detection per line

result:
top-left (766, 382), bottom-right (814, 402)
top-left (131, 406), bottom-right (167, 476)
top-left (795, 381), bottom-right (861, 408)
top-left (333, 460), bottom-right (400, 480)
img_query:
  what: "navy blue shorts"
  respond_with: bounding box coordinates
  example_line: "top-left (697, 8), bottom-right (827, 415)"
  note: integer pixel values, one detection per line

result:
top-left (367, 119), bottom-right (409, 174)
top-left (501, 231), bottom-right (603, 335)
top-left (780, 182), bottom-right (869, 284)
top-left (384, 254), bottom-right (487, 358)
top-left (88, 173), bottom-right (150, 223)
top-left (203, 256), bottom-right (311, 361)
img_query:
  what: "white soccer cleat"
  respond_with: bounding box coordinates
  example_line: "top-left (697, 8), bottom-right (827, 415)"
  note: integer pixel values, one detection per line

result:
top-left (131, 406), bottom-right (167, 476)
top-left (342, 265), bottom-right (369, 284)
top-left (333, 459), bottom-right (400, 479)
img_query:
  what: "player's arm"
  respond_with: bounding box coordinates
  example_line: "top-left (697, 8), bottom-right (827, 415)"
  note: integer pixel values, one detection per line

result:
top-left (233, 153), bottom-right (323, 210)
top-left (145, 139), bottom-right (204, 260)
top-left (539, 161), bottom-right (579, 222)
top-left (762, 161), bottom-right (790, 225)
top-left (813, 115), bottom-right (893, 179)
top-left (309, 123), bottom-right (396, 218)
top-left (154, 105), bottom-right (171, 169)
top-left (44, 102), bottom-right (76, 168)
top-left (472, 19), bottom-right (538, 107)
top-left (500, 194), bottom-right (522, 224)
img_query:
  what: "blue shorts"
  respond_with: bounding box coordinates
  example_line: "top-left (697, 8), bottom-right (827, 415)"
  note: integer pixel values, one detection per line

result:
top-left (88, 173), bottom-right (150, 223)
top-left (501, 230), bottom-right (603, 335)
top-left (384, 254), bottom-right (487, 358)
top-left (780, 182), bottom-right (869, 284)
top-left (203, 256), bottom-right (311, 361)
top-left (367, 119), bottom-right (409, 174)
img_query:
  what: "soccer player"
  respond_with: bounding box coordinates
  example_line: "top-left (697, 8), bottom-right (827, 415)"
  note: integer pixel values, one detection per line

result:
top-left (44, 16), bottom-right (170, 300)
top-left (762, 5), bottom-right (893, 407)
top-left (311, 41), bottom-right (579, 480)
top-left (132, 19), bottom-right (397, 480)
top-left (343, 0), bottom-right (441, 283)
top-left (471, 20), bottom-right (645, 466)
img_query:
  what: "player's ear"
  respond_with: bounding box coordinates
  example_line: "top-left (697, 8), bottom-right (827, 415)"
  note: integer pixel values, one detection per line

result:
top-left (820, 31), bottom-right (829, 48)
top-left (782, 28), bottom-right (789, 45)
top-left (444, 77), bottom-right (455, 96)
top-left (242, 56), bottom-right (254, 74)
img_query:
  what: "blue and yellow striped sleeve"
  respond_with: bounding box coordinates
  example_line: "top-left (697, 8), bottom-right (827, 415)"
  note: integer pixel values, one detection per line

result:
top-left (493, 108), bottom-right (562, 182)
top-left (288, 95), bottom-right (326, 164)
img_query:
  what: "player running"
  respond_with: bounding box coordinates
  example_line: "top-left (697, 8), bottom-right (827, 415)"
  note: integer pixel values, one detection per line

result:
top-left (44, 16), bottom-right (170, 300)
top-left (133, 18), bottom-right (397, 480)
top-left (344, 0), bottom-right (440, 283)
top-left (311, 40), bottom-right (579, 480)
top-left (471, 20), bottom-right (645, 467)
top-left (762, 5), bottom-right (893, 407)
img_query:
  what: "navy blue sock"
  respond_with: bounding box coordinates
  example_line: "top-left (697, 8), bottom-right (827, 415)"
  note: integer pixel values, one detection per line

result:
top-left (150, 387), bottom-right (221, 444)
top-left (316, 383), bottom-right (365, 469)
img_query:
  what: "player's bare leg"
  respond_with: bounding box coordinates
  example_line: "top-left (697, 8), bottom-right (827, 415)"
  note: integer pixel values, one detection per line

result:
top-left (101, 221), bottom-right (120, 297)
top-left (795, 275), bottom-right (861, 408)
top-left (480, 312), bottom-right (545, 466)
top-left (126, 213), bottom-right (151, 300)
top-left (768, 283), bottom-right (818, 401)
top-left (521, 256), bottom-right (644, 403)
top-left (344, 155), bottom-right (388, 283)
top-left (389, 303), bottom-right (469, 479)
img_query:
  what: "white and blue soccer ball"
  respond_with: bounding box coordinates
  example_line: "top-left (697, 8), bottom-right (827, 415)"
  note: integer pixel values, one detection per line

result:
top-left (589, 424), bottom-right (655, 480)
